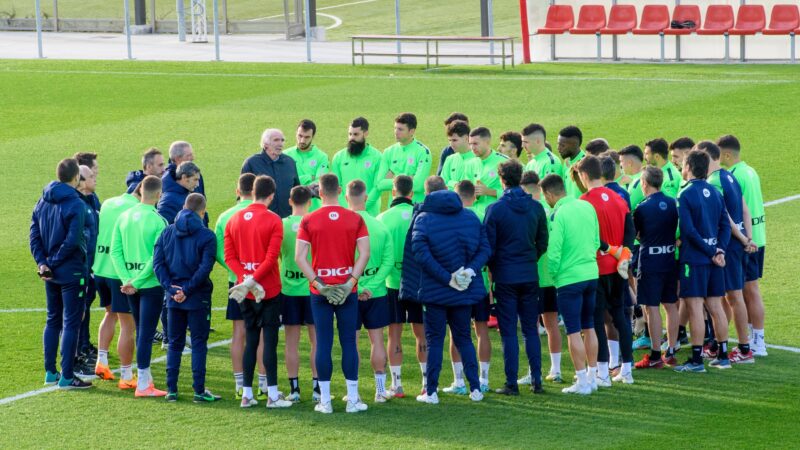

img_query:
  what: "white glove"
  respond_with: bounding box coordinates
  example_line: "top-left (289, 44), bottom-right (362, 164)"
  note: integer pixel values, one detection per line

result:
top-left (449, 267), bottom-right (468, 292)
top-left (617, 258), bottom-right (630, 280)
top-left (229, 276), bottom-right (257, 304)
top-left (250, 281), bottom-right (266, 303)
top-left (455, 268), bottom-right (476, 289)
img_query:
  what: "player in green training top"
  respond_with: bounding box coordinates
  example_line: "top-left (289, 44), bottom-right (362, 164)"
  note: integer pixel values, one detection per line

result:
top-left (110, 175), bottom-right (169, 397)
top-left (345, 180), bottom-right (395, 403)
top-left (619, 145), bottom-right (644, 196)
top-left (284, 119), bottom-right (329, 212)
top-left (378, 113), bottom-right (432, 204)
top-left (280, 186), bottom-right (319, 402)
top-left (557, 125), bottom-right (586, 199)
top-left (330, 117), bottom-right (384, 216)
top-left (498, 131), bottom-right (523, 162)
top-left (465, 127), bottom-right (509, 216)
top-left (719, 134), bottom-right (768, 356)
top-left (440, 120), bottom-right (475, 189)
top-left (670, 136), bottom-right (695, 174)
top-left (522, 123), bottom-right (564, 181)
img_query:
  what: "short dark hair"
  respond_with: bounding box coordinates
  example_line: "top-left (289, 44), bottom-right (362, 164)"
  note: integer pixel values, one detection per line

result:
top-left (57, 158), bottom-right (80, 183)
top-left (290, 185), bottom-right (312, 206)
top-left (641, 166), bottom-right (663, 189)
top-left (254, 175), bottom-right (277, 200)
top-left (394, 175), bottom-right (413, 197)
top-left (645, 138), bottom-right (669, 160)
top-left (599, 156), bottom-right (616, 181)
top-left (142, 147), bottom-right (162, 169)
top-left (351, 116), bottom-right (369, 131)
top-left (347, 179), bottom-right (367, 198)
top-left (669, 137), bottom-right (695, 151)
top-left (559, 125), bottom-right (583, 145)
top-left (601, 149), bottom-right (620, 165)
top-left (395, 112), bottom-right (417, 130)
top-left (521, 170), bottom-right (540, 186)
top-left (717, 134), bottom-right (741, 152)
top-left (498, 159), bottom-right (523, 187)
top-left (469, 126), bottom-right (491, 139)
top-left (585, 139), bottom-right (610, 156)
top-left (577, 155), bottom-right (602, 181)
top-left (184, 193), bottom-right (206, 212)
top-left (446, 120), bottom-right (470, 137)
top-left (319, 173), bottom-right (340, 197)
top-left (522, 123), bottom-right (546, 140)
top-left (696, 140), bottom-right (721, 161)
top-left (444, 112), bottom-right (469, 126)
top-left (238, 173), bottom-right (256, 196)
top-left (176, 161), bottom-right (200, 179)
top-left (540, 174), bottom-right (566, 196)
top-left (424, 176), bottom-right (447, 194)
top-left (297, 119), bottom-right (317, 136)
top-left (685, 150), bottom-right (710, 179)
top-left (455, 180), bottom-right (475, 199)
top-left (500, 131), bottom-right (523, 158)
top-left (73, 152), bottom-right (97, 167)
top-left (141, 175), bottom-right (162, 196)
top-left (618, 145), bottom-right (644, 162)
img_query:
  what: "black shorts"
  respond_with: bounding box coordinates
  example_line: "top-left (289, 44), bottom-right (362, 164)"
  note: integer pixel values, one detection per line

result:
top-left (356, 296), bottom-right (390, 330)
top-left (238, 296), bottom-right (281, 330)
top-left (745, 246), bottom-right (765, 282)
top-left (95, 276), bottom-right (129, 314)
top-left (281, 294), bottom-right (314, 326)
top-left (637, 270), bottom-right (678, 307)
top-left (596, 273), bottom-right (625, 312)
top-left (94, 275), bottom-right (114, 308)
top-left (85, 275), bottom-right (97, 304)
top-left (225, 282), bottom-right (243, 321)
top-left (724, 248), bottom-right (746, 292)
top-left (388, 288), bottom-right (424, 324)
top-left (471, 294), bottom-right (492, 322)
top-left (539, 286), bottom-right (558, 313)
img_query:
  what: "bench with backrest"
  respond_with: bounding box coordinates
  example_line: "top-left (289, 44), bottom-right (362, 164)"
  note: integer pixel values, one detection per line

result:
top-left (350, 35), bottom-right (515, 69)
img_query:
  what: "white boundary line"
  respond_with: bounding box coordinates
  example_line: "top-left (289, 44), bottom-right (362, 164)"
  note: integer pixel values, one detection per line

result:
top-left (248, 0), bottom-right (377, 21)
top-left (0, 306), bottom-right (227, 314)
top-left (0, 338), bottom-right (232, 406)
top-left (764, 194), bottom-right (800, 207)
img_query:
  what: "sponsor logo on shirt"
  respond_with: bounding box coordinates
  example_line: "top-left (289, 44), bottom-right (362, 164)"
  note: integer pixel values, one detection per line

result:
top-left (283, 269), bottom-right (306, 280)
top-left (648, 245), bottom-right (675, 255)
top-left (702, 238), bottom-right (718, 246)
top-left (703, 188), bottom-right (711, 198)
top-left (125, 262), bottom-right (146, 270)
top-left (242, 261), bottom-right (259, 271)
top-left (97, 245), bottom-right (110, 254)
top-left (244, 212), bottom-right (254, 221)
top-left (329, 211), bottom-right (339, 221)
top-left (317, 266), bottom-right (353, 277)
top-left (364, 267), bottom-right (380, 276)
top-left (753, 215), bottom-right (765, 225)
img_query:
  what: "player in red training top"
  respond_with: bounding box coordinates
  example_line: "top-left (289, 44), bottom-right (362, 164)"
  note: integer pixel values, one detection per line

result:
top-left (295, 173), bottom-right (370, 414)
top-left (224, 175), bottom-right (293, 409)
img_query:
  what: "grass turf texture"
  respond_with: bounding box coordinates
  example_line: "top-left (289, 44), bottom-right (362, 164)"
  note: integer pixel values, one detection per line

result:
top-left (1, 59), bottom-right (799, 448)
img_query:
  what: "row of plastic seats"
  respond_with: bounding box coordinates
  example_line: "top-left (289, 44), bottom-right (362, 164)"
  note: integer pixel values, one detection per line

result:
top-left (536, 3), bottom-right (800, 61)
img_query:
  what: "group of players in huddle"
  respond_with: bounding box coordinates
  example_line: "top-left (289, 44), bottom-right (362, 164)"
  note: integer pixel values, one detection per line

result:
top-left (30, 112), bottom-right (768, 413)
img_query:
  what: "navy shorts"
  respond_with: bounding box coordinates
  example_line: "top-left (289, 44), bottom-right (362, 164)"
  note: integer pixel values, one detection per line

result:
top-left (471, 294), bottom-right (492, 322)
top-left (745, 246), bottom-right (765, 282)
top-left (539, 286), bottom-right (558, 313)
top-left (281, 294), bottom-right (314, 326)
top-left (95, 276), bottom-right (129, 313)
top-left (85, 275), bottom-right (97, 304)
top-left (238, 296), bottom-right (281, 329)
top-left (388, 288), bottom-right (424, 324)
top-left (556, 279), bottom-right (597, 335)
top-left (356, 296), bottom-right (390, 330)
top-left (225, 282), bottom-right (243, 321)
top-left (679, 264), bottom-right (725, 298)
top-left (724, 248), bottom-right (746, 292)
top-left (637, 270), bottom-right (678, 307)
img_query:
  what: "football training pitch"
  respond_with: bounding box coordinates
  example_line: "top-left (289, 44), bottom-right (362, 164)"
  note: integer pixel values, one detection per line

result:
top-left (1, 59), bottom-right (799, 448)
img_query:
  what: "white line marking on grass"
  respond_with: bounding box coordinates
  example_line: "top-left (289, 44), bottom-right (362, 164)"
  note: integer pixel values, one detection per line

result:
top-left (248, 0), bottom-right (377, 21)
top-left (0, 306), bottom-right (226, 314)
top-left (1, 68), bottom-right (795, 85)
top-left (0, 339), bottom-right (232, 406)
top-left (319, 13), bottom-right (343, 30)
top-left (765, 194), bottom-right (800, 207)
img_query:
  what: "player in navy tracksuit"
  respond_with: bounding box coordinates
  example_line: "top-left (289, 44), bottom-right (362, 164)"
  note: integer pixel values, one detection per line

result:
top-left (76, 167), bottom-right (101, 366)
top-left (410, 179), bottom-right (491, 404)
top-left (29, 158), bottom-right (92, 389)
top-left (484, 160), bottom-right (548, 395)
top-left (153, 194), bottom-right (219, 402)
top-left (674, 150), bottom-right (732, 373)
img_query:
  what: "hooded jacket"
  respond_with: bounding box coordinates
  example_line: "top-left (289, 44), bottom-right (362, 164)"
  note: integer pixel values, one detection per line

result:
top-left (125, 170), bottom-right (145, 194)
top-left (158, 164), bottom-right (208, 226)
top-left (241, 151), bottom-right (300, 218)
top-left (399, 203), bottom-right (423, 301)
top-left (81, 192), bottom-right (100, 270)
top-left (410, 191), bottom-right (491, 306)
top-left (153, 209), bottom-right (216, 309)
top-left (30, 181), bottom-right (87, 284)
top-left (484, 186), bottom-right (548, 285)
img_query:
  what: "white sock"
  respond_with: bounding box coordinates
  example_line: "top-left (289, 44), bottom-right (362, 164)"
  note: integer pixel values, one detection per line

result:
top-left (242, 386), bottom-right (253, 399)
top-left (233, 372), bottom-right (244, 390)
top-left (137, 368), bottom-right (149, 391)
top-left (452, 362), bottom-right (465, 387)
top-left (549, 352), bottom-right (562, 374)
top-left (588, 366), bottom-right (597, 380)
top-left (319, 381), bottom-right (331, 404)
top-left (97, 350), bottom-right (109, 366)
top-left (609, 340), bottom-right (620, 368)
top-left (345, 379), bottom-right (359, 402)
top-left (747, 323), bottom-right (753, 341)
top-left (419, 363), bottom-right (427, 389)
top-left (121, 365), bottom-right (132, 380)
top-left (375, 373), bottom-right (386, 394)
top-left (390, 366), bottom-right (402, 388)
top-left (754, 328), bottom-right (765, 346)
top-left (479, 362), bottom-right (490, 385)
top-left (576, 369), bottom-right (588, 385)
top-left (268, 385), bottom-right (279, 401)
top-left (258, 374), bottom-right (267, 391)
top-left (621, 362), bottom-right (632, 376)
top-left (598, 362), bottom-right (609, 379)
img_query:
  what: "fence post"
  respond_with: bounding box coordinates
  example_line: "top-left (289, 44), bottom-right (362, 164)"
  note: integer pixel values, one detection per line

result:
top-left (518, 0), bottom-right (530, 63)
top-left (150, 0), bottom-right (156, 32)
top-left (52, 0), bottom-right (58, 32)
top-left (304, 0), bottom-right (312, 62)
top-left (395, 0), bottom-right (402, 63)
top-left (35, 0), bottom-right (44, 58)
top-left (212, 0), bottom-right (220, 59)
top-left (124, 0), bottom-right (133, 59)
top-left (177, 0), bottom-right (186, 41)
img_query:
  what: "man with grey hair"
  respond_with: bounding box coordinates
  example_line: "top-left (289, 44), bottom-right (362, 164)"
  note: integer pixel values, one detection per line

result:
top-left (241, 128), bottom-right (300, 218)
top-left (126, 148), bottom-right (166, 194)
top-left (164, 141), bottom-right (205, 197)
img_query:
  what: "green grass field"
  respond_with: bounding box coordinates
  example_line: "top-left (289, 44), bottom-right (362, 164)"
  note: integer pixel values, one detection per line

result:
top-left (1, 59), bottom-right (799, 448)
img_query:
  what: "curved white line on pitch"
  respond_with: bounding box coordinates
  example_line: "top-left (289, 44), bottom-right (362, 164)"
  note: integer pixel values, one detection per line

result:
top-left (319, 13), bottom-right (343, 30)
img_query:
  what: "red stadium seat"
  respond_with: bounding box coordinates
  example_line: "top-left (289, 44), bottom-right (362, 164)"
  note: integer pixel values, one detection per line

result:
top-left (601, 5), bottom-right (638, 34)
top-left (633, 5), bottom-right (670, 35)
top-left (570, 5), bottom-right (607, 34)
top-left (763, 4), bottom-right (799, 35)
top-left (697, 5), bottom-right (734, 35)
top-left (663, 5), bottom-right (701, 35)
top-left (729, 5), bottom-right (766, 35)
top-left (537, 5), bottom-right (575, 34)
